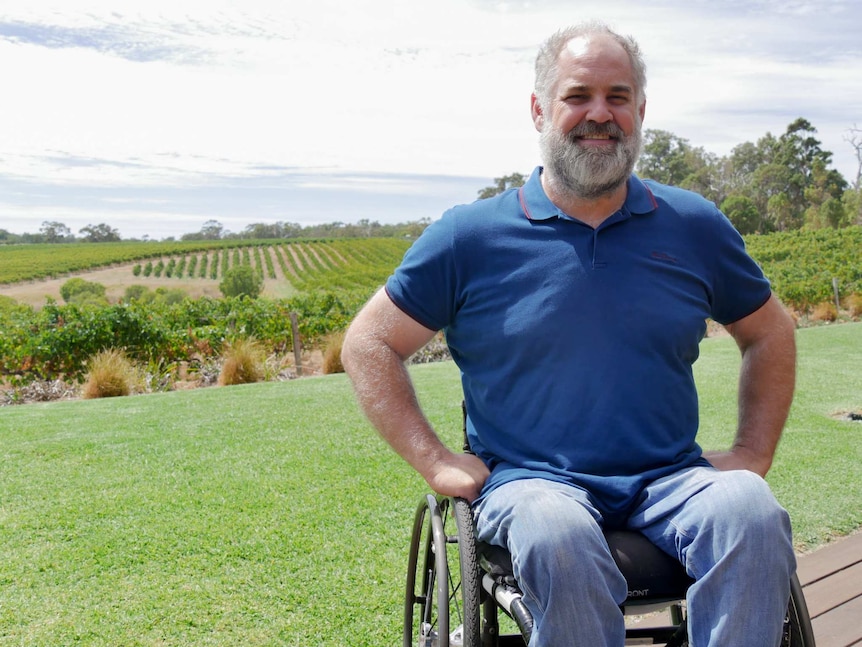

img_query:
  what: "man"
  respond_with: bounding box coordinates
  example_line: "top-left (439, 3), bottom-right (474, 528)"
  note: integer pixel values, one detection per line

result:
top-left (342, 21), bottom-right (797, 647)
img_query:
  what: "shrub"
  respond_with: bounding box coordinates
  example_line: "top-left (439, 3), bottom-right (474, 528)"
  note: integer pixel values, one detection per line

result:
top-left (0, 295), bottom-right (29, 314)
top-left (124, 285), bottom-right (150, 302)
top-left (846, 293), bottom-right (862, 318)
top-left (322, 331), bottom-right (345, 374)
top-left (219, 265), bottom-right (263, 299)
top-left (153, 287), bottom-right (187, 305)
top-left (81, 349), bottom-right (140, 399)
top-left (218, 338), bottom-right (265, 386)
top-left (69, 292), bottom-right (110, 307)
top-left (810, 301), bottom-right (838, 322)
top-left (60, 278), bottom-right (107, 304)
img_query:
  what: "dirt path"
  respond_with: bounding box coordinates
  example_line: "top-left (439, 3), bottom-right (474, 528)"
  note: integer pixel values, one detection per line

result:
top-left (0, 263), bottom-right (294, 307)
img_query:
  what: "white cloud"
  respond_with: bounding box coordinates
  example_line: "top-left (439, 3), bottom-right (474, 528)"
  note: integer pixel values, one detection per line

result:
top-left (0, 0), bottom-right (860, 238)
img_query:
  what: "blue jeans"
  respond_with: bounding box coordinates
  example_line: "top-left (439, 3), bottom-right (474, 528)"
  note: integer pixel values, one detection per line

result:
top-left (473, 467), bottom-right (795, 647)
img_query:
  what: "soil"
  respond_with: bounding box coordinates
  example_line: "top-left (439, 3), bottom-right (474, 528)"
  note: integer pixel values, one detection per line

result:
top-left (0, 263), bottom-right (289, 308)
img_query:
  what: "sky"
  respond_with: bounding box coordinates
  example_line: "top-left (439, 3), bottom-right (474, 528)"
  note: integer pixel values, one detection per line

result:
top-left (1, 0), bottom-right (860, 241)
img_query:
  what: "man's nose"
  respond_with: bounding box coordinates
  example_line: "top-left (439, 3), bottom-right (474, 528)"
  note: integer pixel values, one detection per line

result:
top-left (584, 99), bottom-right (614, 123)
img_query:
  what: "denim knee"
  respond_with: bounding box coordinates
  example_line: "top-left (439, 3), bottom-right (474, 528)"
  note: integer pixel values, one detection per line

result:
top-left (475, 479), bottom-right (627, 598)
top-left (683, 470), bottom-right (795, 578)
top-left (710, 470), bottom-right (791, 538)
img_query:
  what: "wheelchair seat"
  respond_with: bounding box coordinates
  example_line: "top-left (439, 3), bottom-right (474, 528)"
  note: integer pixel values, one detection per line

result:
top-left (479, 529), bottom-right (694, 606)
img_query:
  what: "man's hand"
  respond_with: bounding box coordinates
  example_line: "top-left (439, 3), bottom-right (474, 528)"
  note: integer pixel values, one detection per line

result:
top-left (703, 447), bottom-right (771, 477)
top-left (423, 451), bottom-right (490, 503)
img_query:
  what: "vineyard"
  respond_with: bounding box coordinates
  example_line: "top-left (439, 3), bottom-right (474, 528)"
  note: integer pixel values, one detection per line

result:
top-left (0, 238), bottom-right (413, 292)
top-left (0, 238), bottom-right (413, 385)
top-left (2, 228), bottom-right (860, 308)
top-left (744, 226), bottom-right (862, 309)
top-left (126, 238), bottom-right (414, 293)
top-left (0, 228), bottom-right (860, 387)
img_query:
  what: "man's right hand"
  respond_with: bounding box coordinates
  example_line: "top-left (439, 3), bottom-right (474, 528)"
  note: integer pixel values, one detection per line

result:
top-left (424, 451), bottom-right (490, 503)
top-left (342, 289), bottom-right (489, 502)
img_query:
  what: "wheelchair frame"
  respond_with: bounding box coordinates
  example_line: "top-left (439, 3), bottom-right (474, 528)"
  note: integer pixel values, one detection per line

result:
top-left (404, 493), bottom-right (817, 647)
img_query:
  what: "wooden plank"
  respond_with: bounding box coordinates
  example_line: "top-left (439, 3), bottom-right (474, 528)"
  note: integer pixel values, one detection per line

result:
top-left (797, 532), bottom-right (862, 586)
top-left (810, 595), bottom-right (862, 647)
top-left (803, 561), bottom-right (862, 618)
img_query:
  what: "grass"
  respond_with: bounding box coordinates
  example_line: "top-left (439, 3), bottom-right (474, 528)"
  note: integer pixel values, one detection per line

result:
top-left (695, 322), bottom-right (862, 547)
top-left (0, 324), bottom-right (859, 645)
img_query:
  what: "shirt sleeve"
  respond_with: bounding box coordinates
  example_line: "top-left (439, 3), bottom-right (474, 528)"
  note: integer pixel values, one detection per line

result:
top-left (384, 211), bottom-right (459, 332)
top-left (704, 210), bottom-right (772, 325)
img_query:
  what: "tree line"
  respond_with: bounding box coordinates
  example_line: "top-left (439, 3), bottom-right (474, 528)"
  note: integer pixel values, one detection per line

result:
top-left (1, 118), bottom-right (859, 244)
top-left (637, 118), bottom-right (861, 233)
top-left (0, 217), bottom-right (431, 245)
top-left (482, 119), bottom-right (862, 235)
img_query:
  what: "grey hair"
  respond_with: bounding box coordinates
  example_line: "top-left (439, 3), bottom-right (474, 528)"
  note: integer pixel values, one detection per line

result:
top-left (534, 22), bottom-right (647, 110)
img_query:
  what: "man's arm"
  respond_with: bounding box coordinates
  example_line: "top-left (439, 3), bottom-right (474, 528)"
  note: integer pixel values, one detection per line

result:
top-left (341, 288), bottom-right (490, 501)
top-left (704, 293), bottom-right (797, 477)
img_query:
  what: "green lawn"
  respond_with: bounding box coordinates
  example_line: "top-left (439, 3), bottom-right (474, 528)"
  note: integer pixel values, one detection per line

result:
top-left (0, 323), bottom-right (859, 646)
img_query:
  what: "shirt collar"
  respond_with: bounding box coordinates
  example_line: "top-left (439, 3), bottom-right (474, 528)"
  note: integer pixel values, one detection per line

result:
top-left (518, 166), bottom-right (658, 222)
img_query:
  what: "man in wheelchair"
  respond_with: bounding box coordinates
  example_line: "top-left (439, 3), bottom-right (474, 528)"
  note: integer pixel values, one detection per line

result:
top-left (343, 21), bottom-right (799, 647)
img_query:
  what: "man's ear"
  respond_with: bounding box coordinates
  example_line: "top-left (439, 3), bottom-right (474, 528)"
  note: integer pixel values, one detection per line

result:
top-left (531, 93), bottom-right (544, 132)
top-left (639, 97), bottom-right (647, 122)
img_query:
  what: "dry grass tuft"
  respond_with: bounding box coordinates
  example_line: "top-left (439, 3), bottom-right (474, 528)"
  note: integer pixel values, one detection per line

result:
top-left (82, 349), bottom-right (140, 399)
top-left (846, 293), bottom-right (862, 318)
top-left (218, 338), bottom-right (265, 386)
top-left (322, 331), bottom-right (345, 375)
top-left (810, 301), bottom-right (838, 322)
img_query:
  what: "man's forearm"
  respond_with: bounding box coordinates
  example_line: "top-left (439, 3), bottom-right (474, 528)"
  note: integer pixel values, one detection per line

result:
top-left (733, 332), bottom-right (796, 473)
top-left (707, 295), bottom-right (797, 476)
top-left (341, 289), bottom-right (490, 500)
top-left (342, 333), bottom-right (451, 477)
top-left (728, 296), bottom-right (797, 474)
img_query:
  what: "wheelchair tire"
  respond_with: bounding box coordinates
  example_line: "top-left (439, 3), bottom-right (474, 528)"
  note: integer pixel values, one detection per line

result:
top-left (404, 495), bottom-right (482, 647)
top-left (781, 573), bottom-right (817, 646)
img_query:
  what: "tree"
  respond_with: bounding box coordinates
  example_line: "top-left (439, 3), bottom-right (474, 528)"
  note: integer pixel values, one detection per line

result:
top-left (845, 124), bottom-right (862, 191)
top-left (478, 173), bottom-right (527, 199)
top-left (637, 130), bottom-right (694, 186)
top-left (219, 265), bottom-right (263, 299)
top-left (79, 223), bottom-right (121, 243)
top-left (842, 188), bottom-right (862, 226)
top-left (817, 197), bottom-right (848, 229)
top-left (720, 195), bottom-right (761, 235)
top-left (804, 158), bottom-right (853, 228)
top-left (40, 221), bottom-right (73, 243)
top-left (717, 119), bottom-right (848, 232)
top-left (767, 193), bottom-right (796, 231)
top-left (770, 118), bottom-right (846, 225)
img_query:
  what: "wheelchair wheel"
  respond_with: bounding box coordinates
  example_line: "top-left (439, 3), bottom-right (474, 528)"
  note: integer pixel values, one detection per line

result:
top-left (781, 573), bottom-right (816, 646)
top-left (404, 494), bottom-right (481, 647)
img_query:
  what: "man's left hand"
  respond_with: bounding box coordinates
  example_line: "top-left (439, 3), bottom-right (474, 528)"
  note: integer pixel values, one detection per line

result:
top-left (703, 447), bottom-right (770, 477)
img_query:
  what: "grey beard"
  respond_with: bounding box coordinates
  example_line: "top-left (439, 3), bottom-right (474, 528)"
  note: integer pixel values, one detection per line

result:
top-left (540, 121), bottom-right (641, 200)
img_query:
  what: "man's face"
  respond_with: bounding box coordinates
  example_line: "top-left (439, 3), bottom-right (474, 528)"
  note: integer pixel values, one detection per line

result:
top-left (534, 35), bottom-right (645, 199)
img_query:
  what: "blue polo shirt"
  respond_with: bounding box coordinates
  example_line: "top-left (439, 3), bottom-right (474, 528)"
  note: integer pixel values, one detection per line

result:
top-left (385, 167), bottom-right (771, 522)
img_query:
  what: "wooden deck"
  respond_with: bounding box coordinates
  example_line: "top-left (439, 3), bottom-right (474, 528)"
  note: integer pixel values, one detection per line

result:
top-left (797, 531), bottom-right (862, 646)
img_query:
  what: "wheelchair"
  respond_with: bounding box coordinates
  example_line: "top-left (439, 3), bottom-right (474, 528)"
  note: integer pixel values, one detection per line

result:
top-left (404, 405), bottom-right (816, 646)
top-left (404, 494), bottom-right (816, 646)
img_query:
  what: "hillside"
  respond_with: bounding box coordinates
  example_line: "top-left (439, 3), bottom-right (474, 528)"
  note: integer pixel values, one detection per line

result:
top-left (1, 228), bottom-right (860, 311)
top-left (0, 238), bottom-right (412, 307)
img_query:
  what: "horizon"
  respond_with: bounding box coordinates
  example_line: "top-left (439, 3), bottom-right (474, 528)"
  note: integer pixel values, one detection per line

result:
top-left (1, 0), bottom-right (860, 240)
